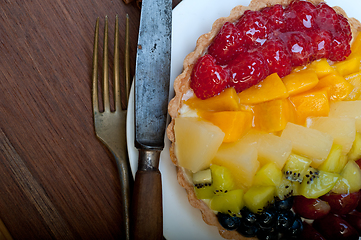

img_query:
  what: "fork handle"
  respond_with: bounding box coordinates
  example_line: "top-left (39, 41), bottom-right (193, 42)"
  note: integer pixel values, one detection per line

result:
top-left (131, 150), bottom-right (163, 240)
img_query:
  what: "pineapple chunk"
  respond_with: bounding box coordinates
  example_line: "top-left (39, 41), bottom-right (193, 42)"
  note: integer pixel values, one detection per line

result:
top-left (348, 132), bottom-right (361, 161)
top-left (213, 138), bottom-right (259, 190)
top-left (244, 185), bottom-right (275, 213)
top-left (318, 144), bottom-right (348, 173)
top-left (307, 117), bottom-right (356, 155)
top-left (241, 131), bottom-right (292, 169)
top-left (280, 123), bottom-right (333, 166)
top-left (333, 161), bottom-right (361, 194)
top-left (329, 101), bottom-right (361, 132)
top-left (253, 162), bottom-right (282, 187)
top-left (174, 117), bottom-right (224, 172)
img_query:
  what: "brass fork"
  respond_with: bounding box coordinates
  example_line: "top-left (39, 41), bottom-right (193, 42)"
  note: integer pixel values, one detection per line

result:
top-left (92, 15), bottom-right (131, 240)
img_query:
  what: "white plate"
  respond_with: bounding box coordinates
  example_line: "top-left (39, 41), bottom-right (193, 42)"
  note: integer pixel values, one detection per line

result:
top-left (127, 0), bottom-right (361, 239)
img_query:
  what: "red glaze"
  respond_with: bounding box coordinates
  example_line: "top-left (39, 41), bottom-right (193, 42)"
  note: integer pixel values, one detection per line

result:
top-left (293, 196), bottom-right (330, 219)
top-left (190, 54), bottom-right (229, 100)
top-left (320, 192), bottom-right (361, 215)
top-left (313, 214), bottom-right (359, 240)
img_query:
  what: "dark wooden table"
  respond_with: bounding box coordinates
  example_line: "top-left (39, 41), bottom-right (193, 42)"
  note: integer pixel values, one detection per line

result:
top-left (0, 0), bottom-right (180, 239)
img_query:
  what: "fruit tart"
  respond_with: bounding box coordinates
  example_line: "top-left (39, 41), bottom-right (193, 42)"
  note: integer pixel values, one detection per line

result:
top-left (167, 0), bottom-right (361, 239)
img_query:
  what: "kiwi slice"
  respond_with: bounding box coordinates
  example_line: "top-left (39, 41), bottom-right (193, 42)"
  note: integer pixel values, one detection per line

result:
top-left (211, 189), bottom-right (244, 217)
top-left (210, 164), bottom-right (235, 194)
top-left (275, 177), bottom-right (297, 200)
top-left (299, 168), bottom-right (340, 198)
top-left (193, 169), bottom-right (214, 199)
top-left (283, 153), bottom-right (312, 182)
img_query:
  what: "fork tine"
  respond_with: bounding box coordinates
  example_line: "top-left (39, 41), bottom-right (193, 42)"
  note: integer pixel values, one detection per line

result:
top-left (114, 15), bottom-right (121, 111)
top-left (124, 14), bottom-right (130, 106)
top-left (92, 17), bottom-right (99, 114)
top-left (103, 16), bottom-right (110, 112)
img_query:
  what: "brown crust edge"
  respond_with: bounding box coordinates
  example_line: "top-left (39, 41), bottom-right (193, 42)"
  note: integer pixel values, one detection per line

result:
top-left (166, 1), bottom-right (361, 239)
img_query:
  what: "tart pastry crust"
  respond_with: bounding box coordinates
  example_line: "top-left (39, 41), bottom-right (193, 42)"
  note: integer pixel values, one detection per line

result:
top-left (167, 0), bottom-right (361, 239)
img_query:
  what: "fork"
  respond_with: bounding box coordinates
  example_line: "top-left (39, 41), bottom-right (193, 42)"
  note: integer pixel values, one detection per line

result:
top-left (92, 15), bottom-right (132, 240)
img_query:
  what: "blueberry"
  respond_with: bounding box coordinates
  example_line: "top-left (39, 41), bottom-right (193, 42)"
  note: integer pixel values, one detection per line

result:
top-left (275, 197), bottom-right (294, 211)
top-left (240, 207), bottom-right (258, 227)
top-left (257, 226), bottom-right (279, 240)
top-left (217, 212), bottom-right (241, 230)
top-left (285, 215), bottom-right (303, 237)
top-left (258, 208), bottom-right (277, 229)
top-left (237, 224), bottom-right (258, 237)
top-left (277, 210), bottom-right (295, 231)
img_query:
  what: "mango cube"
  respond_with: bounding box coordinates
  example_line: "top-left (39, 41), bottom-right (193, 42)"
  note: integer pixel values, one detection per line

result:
top-left (282, 70), bottom-right (319, 96)
top-left (333, 55), bottom-right (361, 76)
top-left (201, 111), bottom-right (253, 143)
top-left (185, 87), bottom-right (240, 111)
top-left (350, 31), bottom-right (361, 57)
top-left (307, 58), bottom-right (334, 78)
top-left (345, 71), bottom-right (361, 100)
top-left (289, 88), bottom-right (330, 125)
top-left (316, 72), bottom-right (354, 101)
top-left (254, 98), bottom-right (294, 132)
top-left (238, 73), bottom-right (289, 104)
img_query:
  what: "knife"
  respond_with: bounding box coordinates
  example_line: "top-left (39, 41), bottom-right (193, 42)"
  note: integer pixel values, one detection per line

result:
top-left (131, 0), bottom-right (172, 239)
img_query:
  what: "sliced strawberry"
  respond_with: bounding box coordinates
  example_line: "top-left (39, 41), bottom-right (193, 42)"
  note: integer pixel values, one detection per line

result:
top-left (261, 4), bottom-right (285, 31)
top-left (283, 31), bottom-right (314, 66)
top-left (190, 54), bottom-right (229, 100)
top-left (235, 10), bottom-right (269, 47)
top-left (283, 0), bottom-right (318, 32)
top-left (208, 22), bottom-right (247, 65)
top-left (227, 52), bottom-right (269, 93)
top-left (260, 38), bottom-right (292, 78)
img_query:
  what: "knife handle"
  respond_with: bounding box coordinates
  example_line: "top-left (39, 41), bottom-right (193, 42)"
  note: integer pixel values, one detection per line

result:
top-left (131, 151), bottom-right (163, 240)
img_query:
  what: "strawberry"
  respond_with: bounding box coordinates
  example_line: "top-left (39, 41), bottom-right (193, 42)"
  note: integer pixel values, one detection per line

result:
top-left (261, 4), bottom-right (285, 31)
top-left (227, 52), bottom-right (269, 93)
top-left (261, 38), bottom-right (292, 78)
top-left (190, 54), bottom-right (230, 99)
top-left (283, 31), bottom-right (314, 66)
top-left (283, 0), bottom-right (318, 32)
top-left (208, 22), bottom-right (247, 65)
top-left (329, 34), bottom-right (351, 62)
top-left (315, 2), bottom-right (339, 35)
top-left (310, 30), bottom-right (332, 60)
top-left (235, 10), bottom-right (269, 47)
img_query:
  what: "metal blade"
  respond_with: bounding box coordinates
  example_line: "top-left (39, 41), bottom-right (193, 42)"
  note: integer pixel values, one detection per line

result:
top-left (134, 0), bottom-right (172, 150)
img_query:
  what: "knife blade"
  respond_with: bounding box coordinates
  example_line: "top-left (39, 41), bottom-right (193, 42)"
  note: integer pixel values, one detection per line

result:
top-left (131, 0), bottom-right (172, 239)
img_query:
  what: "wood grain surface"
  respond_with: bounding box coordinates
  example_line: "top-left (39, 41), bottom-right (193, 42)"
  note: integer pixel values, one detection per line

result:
top-left (0, 0), bottom-right (181, 239)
